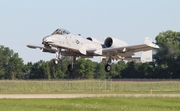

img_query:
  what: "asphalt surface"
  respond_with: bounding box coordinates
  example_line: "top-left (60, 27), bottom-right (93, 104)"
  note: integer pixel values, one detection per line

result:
top-left (0, 94), bottom-right (179, 98)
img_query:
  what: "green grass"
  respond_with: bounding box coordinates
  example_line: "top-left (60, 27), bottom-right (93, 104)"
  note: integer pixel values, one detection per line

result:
top-left (0, 97), bottom-right (179, 111)
top-left (0, 80), bottom-right (179, 94)
top-left (0, 80), bottom-right (179, 111)
top-left (0, 80), bottom-right (180, 94)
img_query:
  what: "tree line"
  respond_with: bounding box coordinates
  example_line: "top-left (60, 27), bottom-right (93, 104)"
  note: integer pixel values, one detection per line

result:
top-left (0, 30), bottom-right (180, 79)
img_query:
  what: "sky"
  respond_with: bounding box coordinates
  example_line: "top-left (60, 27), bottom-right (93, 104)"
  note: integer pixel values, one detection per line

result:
top-left (0, 0), bottom-right (180, 63)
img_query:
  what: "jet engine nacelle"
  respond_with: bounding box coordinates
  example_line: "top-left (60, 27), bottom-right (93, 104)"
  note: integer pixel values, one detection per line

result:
top-left (86, 37), bottom-right (103, 44)
top-left (104, 37), bottom-right (128, 48)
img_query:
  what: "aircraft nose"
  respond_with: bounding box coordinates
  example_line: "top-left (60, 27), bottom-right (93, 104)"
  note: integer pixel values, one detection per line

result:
top-left (42, 36), bottom-right (48, 42)
top-left (42, 36), bottom-right (53, 44)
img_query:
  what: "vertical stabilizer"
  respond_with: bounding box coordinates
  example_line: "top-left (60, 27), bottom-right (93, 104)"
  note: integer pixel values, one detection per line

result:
top-left (140, 37), bottom-right (153, 63)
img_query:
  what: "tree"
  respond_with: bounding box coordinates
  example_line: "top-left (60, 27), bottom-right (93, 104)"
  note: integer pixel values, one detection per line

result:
top-left (116, 61), bottom-right (126, 78)
top-left (0, 46), bottom-right (6, 79)
top-left (49, 59), bottom-right (64, 79)
top-left (84, 59), bottom-right (96, 79)
top-left (7, 53), bottom-right (24, 79)
top-left (72, 58), bottom-right (95, 79)
top-left (121, 61), bottom-right (140, 78)
top-left (94, 63), bottom-right (107, 79)
top-left (106, 63), bottom-right (118, 79)
top-left (0, 46), bottom-right (24, 79)
top-left (29, 60), bottom-right (45, 79)
top-left (42, 61), bottom-right (51, 79)
top-left (154, 30), bottom-right (180, 78)
top-left (23, 62), bottom-right (33, 79)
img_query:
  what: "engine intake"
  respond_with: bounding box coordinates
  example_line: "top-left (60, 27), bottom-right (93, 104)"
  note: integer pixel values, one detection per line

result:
top-left (104, 37), bottom-right (128, 48)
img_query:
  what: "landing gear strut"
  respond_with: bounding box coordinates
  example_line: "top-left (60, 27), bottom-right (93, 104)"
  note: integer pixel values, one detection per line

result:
top-left (53, 49), bottom-right (76, 72)
top-left (54, 48), bottom-right (61, 65)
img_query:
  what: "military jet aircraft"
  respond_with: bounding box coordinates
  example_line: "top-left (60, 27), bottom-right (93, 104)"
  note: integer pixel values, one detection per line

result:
top-left (27, 28), bottom-right (159, 72)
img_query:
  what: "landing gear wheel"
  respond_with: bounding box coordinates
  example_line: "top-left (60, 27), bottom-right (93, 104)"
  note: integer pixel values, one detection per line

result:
top-left (105, 64), bottom-right (111, 72)
top-left (68, 64), bottom-right (74, 72)
top-left (54, 59), bottom-right (59, 65)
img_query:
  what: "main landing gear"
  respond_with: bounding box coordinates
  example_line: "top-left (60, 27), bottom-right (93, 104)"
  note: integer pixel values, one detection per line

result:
top-left (102, 56), bottom-right (112, 72)
top-left (53, 49), bottom-right (76, 72)
top-left (105, 63), bottom-right (111, 72)
top-left (54, 49), bottom-right (111, 72)
top-left (67, 64), bottom-right (74, 72)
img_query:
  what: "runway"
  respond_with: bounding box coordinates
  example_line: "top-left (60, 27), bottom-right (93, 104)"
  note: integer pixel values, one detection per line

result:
top-left (0, 94), bottom-right (179, 98)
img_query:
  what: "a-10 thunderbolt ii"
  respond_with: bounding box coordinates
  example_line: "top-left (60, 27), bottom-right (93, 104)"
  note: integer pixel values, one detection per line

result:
top-left (27, 28), bottom-right (159, 72)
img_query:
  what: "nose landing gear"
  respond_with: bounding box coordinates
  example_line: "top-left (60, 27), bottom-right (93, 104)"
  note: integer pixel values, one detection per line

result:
top-left (101, 56), bottom-right (112, 72)
top-left (53, 48), bottom-right (61, 65)
top-left (54, 59), bottom-right (59, 65)
top-left (53, 50), bottom-right (76, 72)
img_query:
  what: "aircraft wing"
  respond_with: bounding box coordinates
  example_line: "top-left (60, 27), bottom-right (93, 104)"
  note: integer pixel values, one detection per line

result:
top-left (27, 44), bottom-right (83, 56)
top-left (102, 37), bottom-right (159, 63)
top-left (27, 45), bottom-right (57, 53)
top-left (102, 43), bottom-right (158, 56)
top-left (101, 43), bottom-right (158, 63)
top-left (27, 44), bottom-right (45, 49)
top-left (102, 37), bottom-right (159, 57)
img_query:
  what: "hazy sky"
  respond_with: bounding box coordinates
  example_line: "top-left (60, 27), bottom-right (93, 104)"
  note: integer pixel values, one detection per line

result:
top-left (0, 0), bottom-right (180, 63)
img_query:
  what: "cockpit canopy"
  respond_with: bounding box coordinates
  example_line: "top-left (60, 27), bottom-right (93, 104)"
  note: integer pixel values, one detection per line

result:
top-left (51, 28), bottom-right (70, 35)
